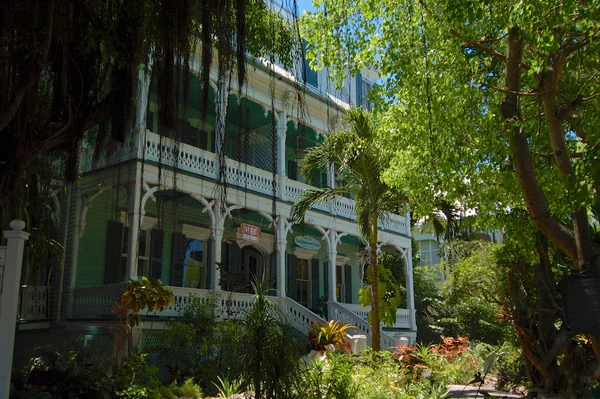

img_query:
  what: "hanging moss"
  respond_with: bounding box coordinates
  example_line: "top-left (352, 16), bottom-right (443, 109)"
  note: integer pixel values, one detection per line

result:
top-left (0, 0), bottom-right (301, 210)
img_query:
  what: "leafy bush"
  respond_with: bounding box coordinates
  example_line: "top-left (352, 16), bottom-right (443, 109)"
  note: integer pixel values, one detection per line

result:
top-left (308, 320), bottom-right (352, 352)
top-left (296, 352), bottom-right (358, 399)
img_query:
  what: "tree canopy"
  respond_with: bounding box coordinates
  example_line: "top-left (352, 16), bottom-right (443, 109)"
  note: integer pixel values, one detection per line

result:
top-left (301, 0), bottom-right (600, 393)
top-left (301, 0), bottom-right (600, 271)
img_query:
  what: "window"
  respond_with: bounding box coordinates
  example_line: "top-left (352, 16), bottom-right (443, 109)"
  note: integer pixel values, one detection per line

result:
top-left (121, 227), bottom-right (150, 277)
top-left (302, 39), bottom-right (318, 88)
top-left (336, 264), bottom-right (343, 302)
top-left (418, 240), bottom-right (440, 266)
top-left (297, 258), bottom-right (310, 307)
top-left (183, 238), bottom-right (204, 288)
top-left (361, 80), bottom-right (372, 110)
top-left (355, 73), bottom-right (373, 110)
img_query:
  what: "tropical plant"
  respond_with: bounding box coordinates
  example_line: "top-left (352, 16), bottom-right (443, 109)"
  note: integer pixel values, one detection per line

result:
top-left (170, 378), bottom-right (204, 399)
top-left (214, 375), bottom-right (245, 398)
top-left (121, 277), bottom-right (175, 329)
top-left (291, 108), bottom-right (408, 351)
top-left (296, 352), bottom-right (359, 399)
top-left (237, 282), bottom-right (302, 399)
top-left (308, 320), bottom-right (353, 352)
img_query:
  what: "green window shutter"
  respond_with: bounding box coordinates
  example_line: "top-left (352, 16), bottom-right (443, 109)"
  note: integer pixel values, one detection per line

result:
top-left (269, 252), bottom-right (277, 296)
top-left (344, 264), bottom-right (352, 304)
top-left (171, 232), bottom-right (187, 287)
top-left (356, 73), bottom-right (363, 107)
top-left (228, 242), bottom-right (242, 273)
top-left (288, 160), bottom-right (298, 180)
top-left (150, 229), bottom-right (164, 280)
top-left (287, 254), bottom-right (298, 301)
top-left (311, 259), bottom-right (320, 311)
top-left (105, 221), bottom-right (124, 284)
top-left (206, 238), bottom-right (213, 289)
top-left (323, 261), bottom-right (329, 301)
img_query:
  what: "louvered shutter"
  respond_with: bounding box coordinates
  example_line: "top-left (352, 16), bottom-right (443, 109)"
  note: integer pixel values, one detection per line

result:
top-left (287, 254), bottom-right (298, 301)
top-left (311, 259), bottom-right (320, 311)
top-left (150, 229), bottom-right (164, 279)
top-left (323, 262), bottom-right (329, 301)
top-left (171, 233), bottom-right (186, 286)
top-left (206, 238), bottom-right (213, 289)
top-left (269, 252), bottom-right (277, 296)
top-left (228, 242), bottom-right (242, 273)
top-left (345, 264), bottom-right (352, 304)
top-left (105, 221), bottom-right (124, 284)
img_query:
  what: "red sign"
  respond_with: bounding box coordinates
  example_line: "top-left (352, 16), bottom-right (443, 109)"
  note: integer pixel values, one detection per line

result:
top-left (242, 223), bottom-right (260, 242)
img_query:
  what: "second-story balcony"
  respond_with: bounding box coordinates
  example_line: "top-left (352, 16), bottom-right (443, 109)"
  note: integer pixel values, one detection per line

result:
top-left (80, 129), bottom-right (410, 237)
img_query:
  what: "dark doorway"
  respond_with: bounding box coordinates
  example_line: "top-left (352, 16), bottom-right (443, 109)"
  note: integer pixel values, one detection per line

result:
top-left (241, 246), bottom-right (263, 293)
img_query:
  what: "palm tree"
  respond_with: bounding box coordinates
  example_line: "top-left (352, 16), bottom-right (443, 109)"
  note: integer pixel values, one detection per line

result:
top-left (291, 108), bottom-right (407, 351)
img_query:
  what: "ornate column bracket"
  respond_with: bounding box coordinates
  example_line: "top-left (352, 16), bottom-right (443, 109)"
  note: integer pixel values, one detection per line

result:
top-left (78, 183), bottom-right (111, 238)
top-left (139, 184), bottom-right (159, 225)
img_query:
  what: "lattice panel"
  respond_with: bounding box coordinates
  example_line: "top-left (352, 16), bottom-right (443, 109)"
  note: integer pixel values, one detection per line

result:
top-left (232, 124), bottom-right (275, 173)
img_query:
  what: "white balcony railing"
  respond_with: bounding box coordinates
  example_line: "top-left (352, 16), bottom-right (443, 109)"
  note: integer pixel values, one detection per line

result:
top-left (19, 285), bottom-right (50, 321)
top-left (79, 130), bottom-right (409, 235)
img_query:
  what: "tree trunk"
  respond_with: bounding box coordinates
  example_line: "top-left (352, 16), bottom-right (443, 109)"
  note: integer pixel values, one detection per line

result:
top-left (370, 220), bottom-right (381, 351)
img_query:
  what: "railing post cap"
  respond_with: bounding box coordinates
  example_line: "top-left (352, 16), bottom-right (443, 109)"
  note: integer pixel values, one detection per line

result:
top-left (10, 219), bottom-right (26, 231)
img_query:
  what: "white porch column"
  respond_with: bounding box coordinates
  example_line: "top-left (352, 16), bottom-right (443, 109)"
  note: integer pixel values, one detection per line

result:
top-left (405, 246), bottom-right (417, 330)
top-left (135, 65), bottom-right (152, 130)
top-left (276, 111), bottom-right (288, 200)
top-left (276, 217), bottom-right (287, 296)
top-left (328, 162), bottom-right (335, 188)
top-left (0, 220), bottom-right (30, 398)
top-left (327, 229), bottom-right (338, 302)
top-left (126, 178), bottom-right (142, 280)
top-left (211, 210), bottom-right (225, 290)
top-left (214, 76), bottom-right (229, 156)
top-left (276, 111), bottom-right (287, 176)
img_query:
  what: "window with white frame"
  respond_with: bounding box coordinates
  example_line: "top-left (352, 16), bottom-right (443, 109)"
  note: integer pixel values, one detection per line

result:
top-left (418, 240), bottom-right (440, 266)
top-left (297, 258), bottom-right (310, 307)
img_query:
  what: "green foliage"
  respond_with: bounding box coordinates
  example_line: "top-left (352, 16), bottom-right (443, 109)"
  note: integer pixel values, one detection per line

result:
top-left (308, 320), bottom-right (352, 351)
top-left (436, 243), bottom-right (510, 344)
top-left (237, 283), bottom-right (303, 399)
top-left (156, 296), bottom-right (239, 393)
top-left (170, 378), bottom-right (204, 399)
top-left (22, 344), bottom-right (161, 398)
top-left (296, 353), bottom-right (359, 399)
top-left (121, 277), bottom-right (175, 328)
top-left (214, 375), bottom-right (245, 398)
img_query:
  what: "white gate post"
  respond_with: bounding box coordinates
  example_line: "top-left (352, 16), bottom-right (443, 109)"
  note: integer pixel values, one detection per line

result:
top-left (0, 220), bottom-right (30, 398)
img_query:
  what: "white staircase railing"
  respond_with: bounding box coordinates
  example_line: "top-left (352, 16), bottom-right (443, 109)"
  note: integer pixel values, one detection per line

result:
top-left (328, 302), bottom-right (398, 350)
top-left (272, 296), bottom-right (326, 336)
top-left (339, 303), bottom-right (412, 329)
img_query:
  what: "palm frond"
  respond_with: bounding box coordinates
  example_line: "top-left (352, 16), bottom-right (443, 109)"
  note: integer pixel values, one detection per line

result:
top-left (291, 187), bottom-right (348, 227)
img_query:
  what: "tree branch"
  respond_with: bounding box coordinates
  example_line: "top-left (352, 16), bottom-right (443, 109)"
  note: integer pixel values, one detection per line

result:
top-left (450, 29), bottom-right (531, 70)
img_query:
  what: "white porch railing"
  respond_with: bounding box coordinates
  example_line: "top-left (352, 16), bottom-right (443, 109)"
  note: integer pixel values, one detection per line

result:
top-left (71, 284), bottom-right (412, 349)
top-left (339, 303), bottom-right (412, 329)
top-left (71, 285), bottom-right (325, 335)
top-left (19, 285), bottom-right (50, 321)
top-left (78, 130), bottom-right (410, 236)
top-left (328, 302), bottom-right (398, 350)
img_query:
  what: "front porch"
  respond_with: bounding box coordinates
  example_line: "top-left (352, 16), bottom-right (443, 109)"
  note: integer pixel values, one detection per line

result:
top-left (70, 284), bottom-right (415, 347)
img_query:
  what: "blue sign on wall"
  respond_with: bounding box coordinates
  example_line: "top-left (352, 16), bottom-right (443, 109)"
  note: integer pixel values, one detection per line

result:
top-left (294, 235), bottom-right (321, 250)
